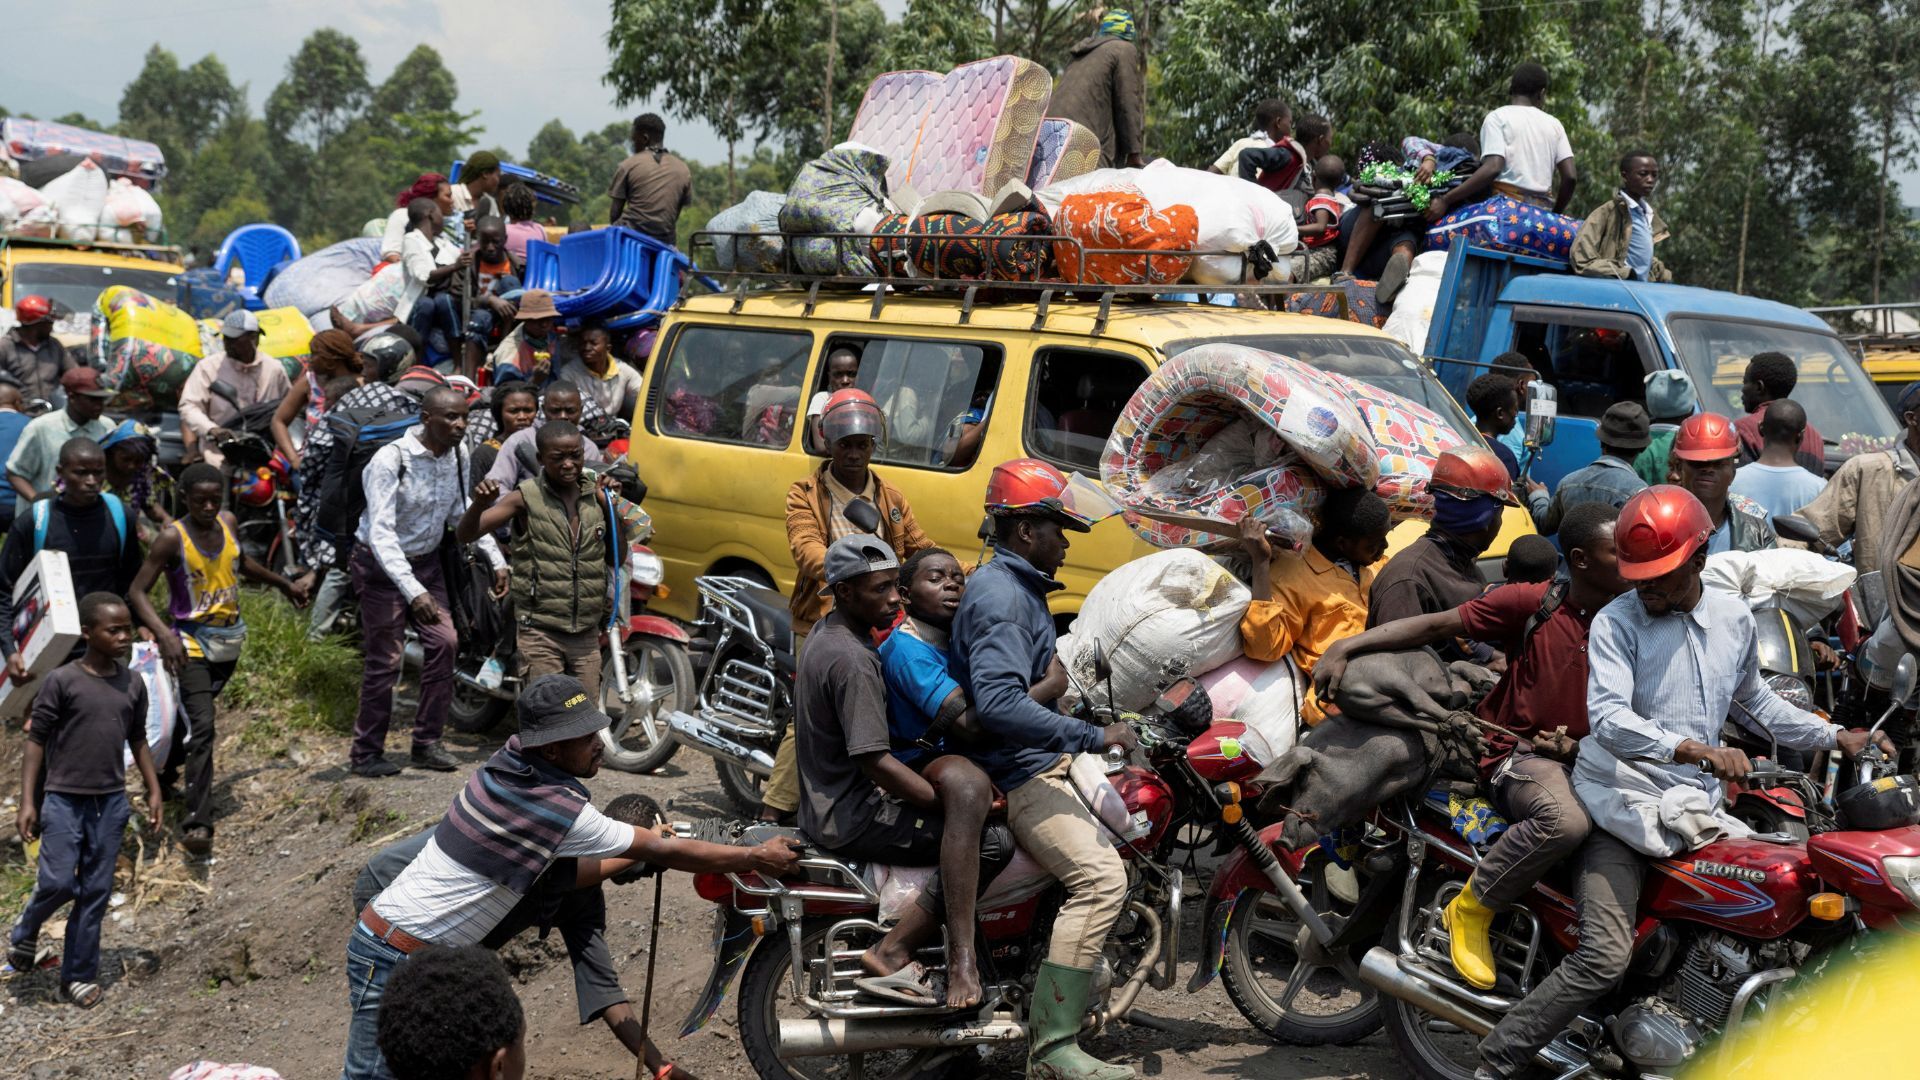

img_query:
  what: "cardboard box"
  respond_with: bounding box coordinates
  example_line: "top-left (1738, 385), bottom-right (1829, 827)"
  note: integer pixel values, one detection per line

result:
top-left (0, 550), bottom-right (81, 721)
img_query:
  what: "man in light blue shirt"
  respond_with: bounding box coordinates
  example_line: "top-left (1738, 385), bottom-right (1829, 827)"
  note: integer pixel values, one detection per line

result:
top-left (1479, 484), bottom-right (1885, 1078)
top-left (1732, 399), bottom-right (1827, 520)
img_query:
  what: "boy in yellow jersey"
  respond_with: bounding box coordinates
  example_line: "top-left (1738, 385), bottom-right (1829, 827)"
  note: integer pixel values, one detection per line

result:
top-left (128, 464), bottom-right (308, 855)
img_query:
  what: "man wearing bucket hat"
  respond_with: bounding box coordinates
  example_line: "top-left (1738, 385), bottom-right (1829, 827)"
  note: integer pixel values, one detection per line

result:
top-left (179, 309), bottom-right (290, 471)
top-left (1369, 446), bottom-right (1515, 637)
top-left (759, 388), bottom-right (934, 822)
top-left (1532, 401), bottom-right (1650, 535)
top-left (489, 290), bottom-right (571, 386)
top-left (1476, 487), bottom-right (1885, 1080)
top-left (341, 674), bottom-right (803, 1080)
top-left (951, 457), bottom-right (1140, 1080)
top-left (0, 295), bottom-right (77, 405)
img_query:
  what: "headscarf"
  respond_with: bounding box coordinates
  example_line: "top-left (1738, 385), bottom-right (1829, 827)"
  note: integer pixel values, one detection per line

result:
top-left (307, 328), bottom-right (363, 375)
top-left (1432, 491), bottom-right (1504, 534)
top-left (395, 172), bottom-right (447, 209)
top-left (1100, 9), bottom-right (1137, 40)
top-left (99, 419), bottom-right (158, 520)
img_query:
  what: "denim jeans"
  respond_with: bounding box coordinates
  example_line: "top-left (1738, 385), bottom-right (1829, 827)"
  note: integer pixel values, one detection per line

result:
top-left (11, 791), bottom-right (130, 984)
top-left (308, 568), bottom-right (354, 643)
top-left (341, 922), bottom-right (406, 1080)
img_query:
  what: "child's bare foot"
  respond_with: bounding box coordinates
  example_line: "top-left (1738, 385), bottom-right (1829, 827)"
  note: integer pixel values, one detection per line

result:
top-left (945, 946), bottom-right (983, 1008)
top-left (859, 939), bottom-right (913, 978)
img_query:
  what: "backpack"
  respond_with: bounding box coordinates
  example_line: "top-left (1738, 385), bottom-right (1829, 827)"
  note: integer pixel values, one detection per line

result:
top-left (32, 494), bottom-right (128, 554)
top-left (311, 402), bottom-right (421, 567)
top-left (1516, 578), bottom-right (1569, 660)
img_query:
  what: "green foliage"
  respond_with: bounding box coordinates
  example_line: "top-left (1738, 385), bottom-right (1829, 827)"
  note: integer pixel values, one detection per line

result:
top-left (229, 588), bottom-right (361, 738)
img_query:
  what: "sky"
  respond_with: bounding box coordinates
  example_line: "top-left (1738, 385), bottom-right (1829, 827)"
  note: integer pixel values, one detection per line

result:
top-left (4, 0), bottom-right (1917, 204)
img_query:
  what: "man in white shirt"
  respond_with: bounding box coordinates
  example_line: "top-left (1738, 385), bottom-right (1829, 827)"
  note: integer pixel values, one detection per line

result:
top-left (341, 674), bottom-right (802, 1080)
top-left (1427, 62), bottom-right (1577, 222)
top-left (178, 310), bottom-right (291, 469)
top-left (349, 386), bottom-right (506, 778)
top-left (1208, 98), bottom-right (1289, 174)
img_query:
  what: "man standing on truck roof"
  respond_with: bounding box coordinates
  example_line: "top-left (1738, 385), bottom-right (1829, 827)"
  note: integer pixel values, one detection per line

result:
top-left (1426, 62), bottom-right (1576, 223)
top-left (0, 295), bottom-right (77, 406)
top-left (608, 114), bottom-right (692, 249)
top-left (1734, 351), bottom-right (1825, 475)
top-left (1570, 151), bottom-right (1672, 283)
top-left (760, 389), bottom-right (933, 825)
top-left (1051, 9), bottom-right (1147, 169)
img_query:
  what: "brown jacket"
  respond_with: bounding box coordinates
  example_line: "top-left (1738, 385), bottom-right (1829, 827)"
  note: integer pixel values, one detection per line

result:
top-left (1050, 35), bottom-right (1145, 167)
top-left (1570, 192), bottom-right (1672, 283)
top-left (785, 464), bottom-right (934, 635)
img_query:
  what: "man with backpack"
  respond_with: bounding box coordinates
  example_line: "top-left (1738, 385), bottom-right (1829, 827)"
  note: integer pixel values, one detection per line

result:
top-left (1312, 501), bottom-right (1627, 994)
top-left (0, 438), bottom-right (141, 686)
top-left (457, 420), bottom-right (649, 700)
top-left (349, 387), bottom-right (506, 777)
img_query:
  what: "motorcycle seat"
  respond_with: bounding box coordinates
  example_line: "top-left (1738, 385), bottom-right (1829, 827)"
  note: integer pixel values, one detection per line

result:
top-left (735, 587), bottom-right (794, 654)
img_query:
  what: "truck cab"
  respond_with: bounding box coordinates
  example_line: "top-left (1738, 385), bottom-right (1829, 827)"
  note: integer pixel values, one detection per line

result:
top-left (1423, 240), bottom-right (1898, 487)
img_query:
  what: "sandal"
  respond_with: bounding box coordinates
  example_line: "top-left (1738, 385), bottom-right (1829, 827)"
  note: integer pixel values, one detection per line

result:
top-left (853, 961), bottom-right (945, 1006)
top-left (6, 936), bottom-right (36, 973)
top-left (63, 980), bottom-right (103, 1008)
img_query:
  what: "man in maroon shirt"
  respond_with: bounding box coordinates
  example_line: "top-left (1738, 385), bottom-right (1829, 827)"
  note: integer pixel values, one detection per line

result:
top-left (1313, 502), bottom-right (1628, 991)
top-left (1733, 351), bottom-right (1825, 475)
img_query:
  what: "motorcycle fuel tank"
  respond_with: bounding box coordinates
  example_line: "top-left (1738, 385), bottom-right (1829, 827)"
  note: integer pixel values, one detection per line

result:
top-left (1114, 765), bottom-right (1175, 854)
top-left (1645, 837), bottom-right (1816, 940)
top-left (1186, 720), bottom-right (1266, 784)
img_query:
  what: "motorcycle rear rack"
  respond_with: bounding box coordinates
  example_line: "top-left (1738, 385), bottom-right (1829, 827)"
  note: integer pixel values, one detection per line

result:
top-left (803, 916), bottom-right (1016, 1019)
top-left (729, 853), bottom-right (883, 908)
top-left (1413, 879), bottom-right (1547, 1000)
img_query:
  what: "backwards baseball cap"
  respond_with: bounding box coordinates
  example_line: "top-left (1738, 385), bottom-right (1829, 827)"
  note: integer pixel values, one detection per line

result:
top-left (819, 534), bottom-right (900, 595)
top-left (221, 309), bottom-right (261, 338)
top-left (60, 367), bottom-right (114, 399)
top-left (516, 674), bottom-right (612, 746)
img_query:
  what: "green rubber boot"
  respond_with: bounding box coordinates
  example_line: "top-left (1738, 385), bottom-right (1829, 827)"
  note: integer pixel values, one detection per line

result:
top-left (1026, 960), bottom-right (1136, 1080)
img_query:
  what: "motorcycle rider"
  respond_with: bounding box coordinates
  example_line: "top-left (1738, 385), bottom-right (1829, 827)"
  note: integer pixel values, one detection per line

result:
top-left (1473, 485), bottom-right (1887, 1079)
top-left (1670, 412), bottom-right (1777, 555)
top-left (1314, 502), bottom-right (1629, 991)
top-left (761, 389), bottom-right (933, 823)
top-left (950, 458), bottom-right (1138, 1080)
top-left (791, 535), bottom-right (1013, 1009)
top-left (1368, 447), bottom-right (1516, 663)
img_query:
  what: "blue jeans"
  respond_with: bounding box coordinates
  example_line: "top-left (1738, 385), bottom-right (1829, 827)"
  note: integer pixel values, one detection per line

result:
top-left (341, 922), bottom-right (406, 1080)
top-left (11, 790), bottom-right (129, 984)
top-left (406, 293), bottom-right (460, 363)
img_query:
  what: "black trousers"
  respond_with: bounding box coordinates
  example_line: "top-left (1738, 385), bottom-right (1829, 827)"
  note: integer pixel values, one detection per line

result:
top-left (165, 657), bottom-right (237, 834)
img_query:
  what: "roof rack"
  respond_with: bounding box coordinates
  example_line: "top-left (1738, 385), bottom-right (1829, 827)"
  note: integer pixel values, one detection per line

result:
top-left (1, 231), bottom-right (184, 261)
top-left (683, 229), bottom-right (1349, 334)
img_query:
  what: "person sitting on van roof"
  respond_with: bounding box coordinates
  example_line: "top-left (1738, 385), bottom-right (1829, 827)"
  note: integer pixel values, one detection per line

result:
top-left (760, 389), bottom-right (934, 824)
top-left (1734, 351), bottom-right (1825, 476)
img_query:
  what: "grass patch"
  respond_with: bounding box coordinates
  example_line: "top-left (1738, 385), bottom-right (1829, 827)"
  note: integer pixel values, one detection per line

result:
top-left (228, 588), bottom-right (361, 742)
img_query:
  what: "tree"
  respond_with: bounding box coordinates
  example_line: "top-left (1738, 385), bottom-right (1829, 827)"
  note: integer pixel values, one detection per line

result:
top-left (265, 29), bottom-right (370, 151)
top-left (117, 47), bottom-right (245, 162)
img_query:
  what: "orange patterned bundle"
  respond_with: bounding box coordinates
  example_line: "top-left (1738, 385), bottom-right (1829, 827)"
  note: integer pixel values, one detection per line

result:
top-left (1052, 190), bottom-right (1197, 286)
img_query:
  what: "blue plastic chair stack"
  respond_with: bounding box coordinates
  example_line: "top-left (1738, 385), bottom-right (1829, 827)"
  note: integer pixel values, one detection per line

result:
top-left (518, 227), bottom-right (693, 329)
top-left (212, 224), bottom-right (302, 310)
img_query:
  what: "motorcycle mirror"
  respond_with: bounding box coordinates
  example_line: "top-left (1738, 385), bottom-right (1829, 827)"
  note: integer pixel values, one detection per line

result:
top-left (1091, 640), bottom-right (1112, 681)
top-left (845, 497), bottom-right (883, 534)
top-left (1523, 381), bottom-right (1557, 450)
top-left (1770, 514), bottom-right (1832, 554)
top-left (1896, 655), bottom-right (1918, 706)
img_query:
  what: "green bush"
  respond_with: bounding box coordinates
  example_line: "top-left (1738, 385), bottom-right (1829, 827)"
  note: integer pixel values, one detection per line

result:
top-left (228, 588), bottom-right (360, 742)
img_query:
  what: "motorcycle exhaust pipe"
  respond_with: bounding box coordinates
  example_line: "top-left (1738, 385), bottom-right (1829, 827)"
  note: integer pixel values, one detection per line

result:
top-left (666, 710), bottom-right (777, 776)
top-left (776, 1014), bottom-right (1025, 1058)
top-left (1357, 947), bottom-right (1495, 1038)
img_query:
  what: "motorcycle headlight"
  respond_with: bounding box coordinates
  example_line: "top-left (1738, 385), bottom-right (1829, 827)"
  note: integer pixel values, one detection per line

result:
top-left (1765, 673), bottom-right (1814, 713)
top-left (1881, 856), bottom-right (1920, 909)
top-left (629, 547), bottom-right (664, 587)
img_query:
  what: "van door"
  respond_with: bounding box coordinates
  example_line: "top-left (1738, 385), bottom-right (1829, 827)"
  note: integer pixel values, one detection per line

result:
top-left (1506, 306), bottom-right (1660, 489)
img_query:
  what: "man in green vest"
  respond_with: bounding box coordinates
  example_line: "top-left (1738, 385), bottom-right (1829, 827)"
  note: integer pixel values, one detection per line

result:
top-left (458, 421), bottom-right (649, 697)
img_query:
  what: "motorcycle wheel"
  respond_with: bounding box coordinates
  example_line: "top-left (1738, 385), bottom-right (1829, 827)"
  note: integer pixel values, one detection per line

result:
top-left (448, 677), bottom-right (511, 734)
top-left (1220, 860), bottom-right (1383, 1046)
top-left (598, 637), bottom-right (693, 774)
top-left (718, 760), bottom-right (767, 818)
top-left (1380, 868), bottom-right (1494, 1080)
top-left (737, 919), bottom-right (968, 1080)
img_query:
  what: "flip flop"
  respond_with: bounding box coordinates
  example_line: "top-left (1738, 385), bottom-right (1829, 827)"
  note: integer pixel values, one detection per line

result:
top-left (5, 938), bottom-right (36, 974)
top-left (852, 961), bottom-right (944, 1006)
top-left (64, 980), bottom-right (102, 1008)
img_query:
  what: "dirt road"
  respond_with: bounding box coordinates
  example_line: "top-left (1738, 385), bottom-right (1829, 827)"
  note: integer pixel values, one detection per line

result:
top-left (0, 718), bottom-right (1399, 1080)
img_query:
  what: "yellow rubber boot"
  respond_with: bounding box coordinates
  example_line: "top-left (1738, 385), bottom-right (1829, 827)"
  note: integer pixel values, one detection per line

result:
top-left (1442, 878), bottom-right (1498, 990)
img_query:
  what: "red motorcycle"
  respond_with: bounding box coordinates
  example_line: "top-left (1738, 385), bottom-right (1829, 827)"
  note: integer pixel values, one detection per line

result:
top-left (679, 660), bottom-right (1346, 1079)
top-left (598, 541), bottom-right (696, 773)
top-left (1208, 659), bottom-right (1920, 1079)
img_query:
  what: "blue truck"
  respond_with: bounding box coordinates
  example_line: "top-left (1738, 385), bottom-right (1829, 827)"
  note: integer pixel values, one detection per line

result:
top-left (1421, 240), bottom-right (1899, 489)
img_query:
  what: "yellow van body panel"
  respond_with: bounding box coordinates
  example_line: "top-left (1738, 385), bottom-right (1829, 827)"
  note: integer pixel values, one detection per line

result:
top-left (632, 291), bottom-right (1532, 623)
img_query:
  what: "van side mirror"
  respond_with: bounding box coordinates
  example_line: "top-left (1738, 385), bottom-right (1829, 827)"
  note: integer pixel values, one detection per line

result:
top-left (1523, 381), bottom-right (1557, 450)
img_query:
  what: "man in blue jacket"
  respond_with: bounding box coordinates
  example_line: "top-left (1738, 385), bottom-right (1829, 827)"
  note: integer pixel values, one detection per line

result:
top-left (950, 458), bottom-right (1137, 1080)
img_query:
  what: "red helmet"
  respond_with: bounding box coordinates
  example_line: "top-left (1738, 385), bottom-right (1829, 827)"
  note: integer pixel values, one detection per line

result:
top-left (231, 466), bottom-right (276, 508)
top-left (819, 388), bottom-right (885, 445)
top-left (13, 295), bottom-right (52, 325)
top-left (1616, 484), bottom-right (1714, 580)
top-left (1673, 412), bottom-right (1740, 462)
top-left (984, 457), bottom-right (1119, 533)
top-left (1429, 446), bottom-right (1520, 505)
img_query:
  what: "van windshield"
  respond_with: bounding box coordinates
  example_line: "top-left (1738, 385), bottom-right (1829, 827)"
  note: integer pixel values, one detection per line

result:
top-left (1669, 317), bottom-right (1899, 450)
top-left (13, 262), bottom-right (179, 318)
top-left (1165, 334), bottom-right (1485, 446)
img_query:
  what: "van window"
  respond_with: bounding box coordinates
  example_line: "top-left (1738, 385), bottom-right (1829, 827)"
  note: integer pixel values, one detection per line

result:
top-left (814, 336), bottom-right (1003, 470)
top-left (1028, 348), bottom-right (1150, 472)
top-left (652, 326), bottom-right (813, 447)
top-left (1510, 312), bottom-right (1655, 421)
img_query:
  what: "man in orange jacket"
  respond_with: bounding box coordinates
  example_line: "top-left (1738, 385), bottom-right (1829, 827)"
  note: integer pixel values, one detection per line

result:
top-left (762, 389), bottom-right (933, 821)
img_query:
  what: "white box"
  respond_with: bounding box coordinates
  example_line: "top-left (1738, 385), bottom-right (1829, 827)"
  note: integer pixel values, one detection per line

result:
top-left (0, 550), bottom-right (82, 721)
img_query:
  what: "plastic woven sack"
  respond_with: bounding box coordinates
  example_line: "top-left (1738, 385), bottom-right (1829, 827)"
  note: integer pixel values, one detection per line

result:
top-left (780, 146), bottom-right (895, 276)
top-left (97, 177), bottom-right (164, 242)
top-left (1323, 370), bottom-right (1464, 521)
top-left (263, 237), bottom-right (384, 314)
top-left (704, 191), bottom-right (787, 273)
top-left (1131, 161), bottom-right (1298, 285)
top-left (1425, 195), bottom-right (1581, 264)
top-left (1101, 343), bottom-right (1377, 550)
top-left (40, 157), bottom-right (108, 242)
top-left (94, 285), bottom-right (203, 403)
top-left (0, 177), bottom-right (46, 234)
top-left (1049, 187), bottom-right (1197, 286)
top-left (254, 307), bottom-right (314, 379)
top-left (1056, 548), bottom-right (1250, 712)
